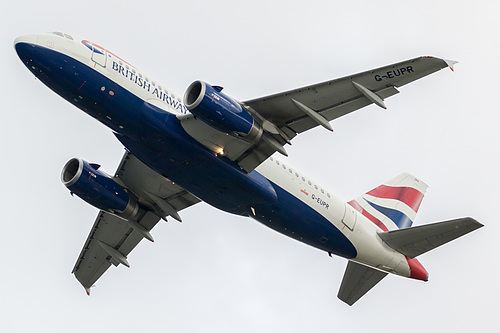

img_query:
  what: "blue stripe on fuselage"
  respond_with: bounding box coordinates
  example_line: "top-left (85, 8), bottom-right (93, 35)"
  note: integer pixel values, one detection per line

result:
top-left (15, 42), bottom-right (142, 137)
top-left (17, 42), bottom-right (357, 259)
top-left (252, 183), bottom-right (357, 259)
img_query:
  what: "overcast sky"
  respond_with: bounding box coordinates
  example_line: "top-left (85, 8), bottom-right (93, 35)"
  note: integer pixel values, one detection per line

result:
top-left (1, 1), bottom-right (498, 332)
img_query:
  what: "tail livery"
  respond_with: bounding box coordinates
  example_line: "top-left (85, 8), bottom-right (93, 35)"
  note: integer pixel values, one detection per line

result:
top-left (339, 173), bottom-right (483, 305)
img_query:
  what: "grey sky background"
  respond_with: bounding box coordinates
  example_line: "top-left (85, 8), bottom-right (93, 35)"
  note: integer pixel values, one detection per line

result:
top-left (1, 1), bottom-right (497, 332)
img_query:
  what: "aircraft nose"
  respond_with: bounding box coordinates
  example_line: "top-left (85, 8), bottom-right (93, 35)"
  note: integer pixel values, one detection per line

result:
top-left (14, 34), bottom-right (42, 64)
top-left (14, 33), bottom-right (39, 46)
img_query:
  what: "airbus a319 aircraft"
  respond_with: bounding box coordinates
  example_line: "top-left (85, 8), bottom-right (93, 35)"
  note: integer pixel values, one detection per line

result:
top-left (15, 32), bottom-right (483, 305)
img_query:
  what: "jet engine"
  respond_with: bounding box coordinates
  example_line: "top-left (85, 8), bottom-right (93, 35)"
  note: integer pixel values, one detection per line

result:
top-left (183, 81), bottom-right (262, 141)
top-left (61, 158), bottom-right (139, 219)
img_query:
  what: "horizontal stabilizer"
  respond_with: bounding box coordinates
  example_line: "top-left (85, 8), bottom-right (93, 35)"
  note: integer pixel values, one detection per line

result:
top-left (338, 261), bottom-right (388, 306)
top-left (378, 217), bottom-right (483, 258)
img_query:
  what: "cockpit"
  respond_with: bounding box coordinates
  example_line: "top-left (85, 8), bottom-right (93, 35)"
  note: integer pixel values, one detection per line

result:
top-left (51, 31), bottom-right (74, 41)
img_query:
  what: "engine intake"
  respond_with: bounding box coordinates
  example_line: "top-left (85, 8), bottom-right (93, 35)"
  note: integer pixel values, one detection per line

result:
top-left (184, 81), bottom-right (262, 140)
top-left (61, 158), bottom-right (138, 219)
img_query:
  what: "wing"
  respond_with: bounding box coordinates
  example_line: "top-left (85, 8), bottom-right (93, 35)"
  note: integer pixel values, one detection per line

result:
top-left (337, 260), bottom-right (388, 306)
top-left (72, 151), bottom-right (200, 294)
top-left (181, 56), bottom-right (456, 172)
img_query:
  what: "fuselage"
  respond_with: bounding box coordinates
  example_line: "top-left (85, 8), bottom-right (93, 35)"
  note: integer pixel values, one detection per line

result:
top-left (15, 32), bottom-right (415, 278)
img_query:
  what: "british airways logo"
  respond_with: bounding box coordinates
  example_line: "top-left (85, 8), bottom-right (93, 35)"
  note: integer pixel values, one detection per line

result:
top-left (111, 61), bottom-right (188, 114)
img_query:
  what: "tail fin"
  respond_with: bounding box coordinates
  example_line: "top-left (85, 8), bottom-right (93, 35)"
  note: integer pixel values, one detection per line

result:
top-left (378, 217), bottom-right (484, 258)
top-left (348, 173), bottom-right (427, 231)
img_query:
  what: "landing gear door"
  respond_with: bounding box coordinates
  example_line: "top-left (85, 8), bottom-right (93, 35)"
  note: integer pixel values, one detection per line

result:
top-left (342, 204), bottom-right (356, 231)
top-left (91, 44), bottom-right (107, 67)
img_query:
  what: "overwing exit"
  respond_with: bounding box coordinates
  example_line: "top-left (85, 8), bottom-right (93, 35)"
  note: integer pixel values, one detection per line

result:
top-left (15, 32), bottom-right (481, 305)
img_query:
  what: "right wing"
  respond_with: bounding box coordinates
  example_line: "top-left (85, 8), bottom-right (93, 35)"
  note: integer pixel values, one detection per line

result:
top-left (72, 151), bottom-right (200, 294)
top-left (181, 57), bottom-right (456, 172)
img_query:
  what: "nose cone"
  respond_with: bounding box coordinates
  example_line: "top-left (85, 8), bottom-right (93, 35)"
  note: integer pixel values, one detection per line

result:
top-left (14, 34), bottom-right (42, 65)
top-left (14, 33), bottom-right (40, 47)
top-left (406, 257), bottom-right (429, 281)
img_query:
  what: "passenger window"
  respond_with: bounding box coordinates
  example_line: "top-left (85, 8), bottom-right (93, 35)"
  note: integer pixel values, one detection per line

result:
top-left (308, 181), bottom-right (311, 186)
top-left (327, 193), bottom-right (331, 198)
top-left (295, 173), bottom-right (299, 177)
top-left (321, 189), bottom-right (324, 194)
top-left (301, 177), bottom-right (305, 181)
top-left (314, 185), bottom-right (318, 190)
top-left (276, 161), bottom-right (280, 165)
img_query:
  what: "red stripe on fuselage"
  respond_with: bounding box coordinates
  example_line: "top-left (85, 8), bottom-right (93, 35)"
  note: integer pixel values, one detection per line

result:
top-left (348, 200), bottom-right (389, 231)
top-left (366, 185), bottom-right (424, 213)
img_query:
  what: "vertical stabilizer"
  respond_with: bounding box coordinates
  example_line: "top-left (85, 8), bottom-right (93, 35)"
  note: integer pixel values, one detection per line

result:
top-left (348, 173), bottom-right (427, 231)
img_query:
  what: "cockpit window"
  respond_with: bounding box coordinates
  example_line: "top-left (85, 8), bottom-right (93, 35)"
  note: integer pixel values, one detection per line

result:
top-left (64, 34), bottom-right (73, 40)
top-left (52, 32), bottom-right (64, 37)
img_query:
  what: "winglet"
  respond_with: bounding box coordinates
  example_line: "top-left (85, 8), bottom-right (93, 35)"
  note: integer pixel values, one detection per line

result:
top-left (444, 59), bottom-right (458, 72)
top-left (85, 287), bottom-right (91, 296)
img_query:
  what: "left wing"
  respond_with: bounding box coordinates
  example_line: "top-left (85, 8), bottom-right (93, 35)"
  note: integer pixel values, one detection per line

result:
top-left (181, 56), bottom-right (456, 172)
top-left (72, 151), bottom-right (200, 294)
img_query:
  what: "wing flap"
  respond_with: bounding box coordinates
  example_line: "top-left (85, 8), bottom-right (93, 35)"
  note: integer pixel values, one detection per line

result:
top-left (72, 211), bottom-right (160, 289)
top-left (338, 261), bottom-right (388, 306)
top-left (378, 217), bottom-right (484, 258)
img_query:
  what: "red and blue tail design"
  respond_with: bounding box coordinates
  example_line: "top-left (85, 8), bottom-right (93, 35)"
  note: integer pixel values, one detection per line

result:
top-left (348, 173), bottom-right (427, 231)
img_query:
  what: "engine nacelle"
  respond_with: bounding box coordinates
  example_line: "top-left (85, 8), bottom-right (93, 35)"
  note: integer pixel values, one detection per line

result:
top-left (183, 81), bottom-right (262, 140)
top-left (61, 158), bottom-right (138, 219)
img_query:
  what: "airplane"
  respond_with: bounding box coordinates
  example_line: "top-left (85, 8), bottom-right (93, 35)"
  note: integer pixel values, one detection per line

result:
top-left (14, 32), bottom-right (483, 305)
